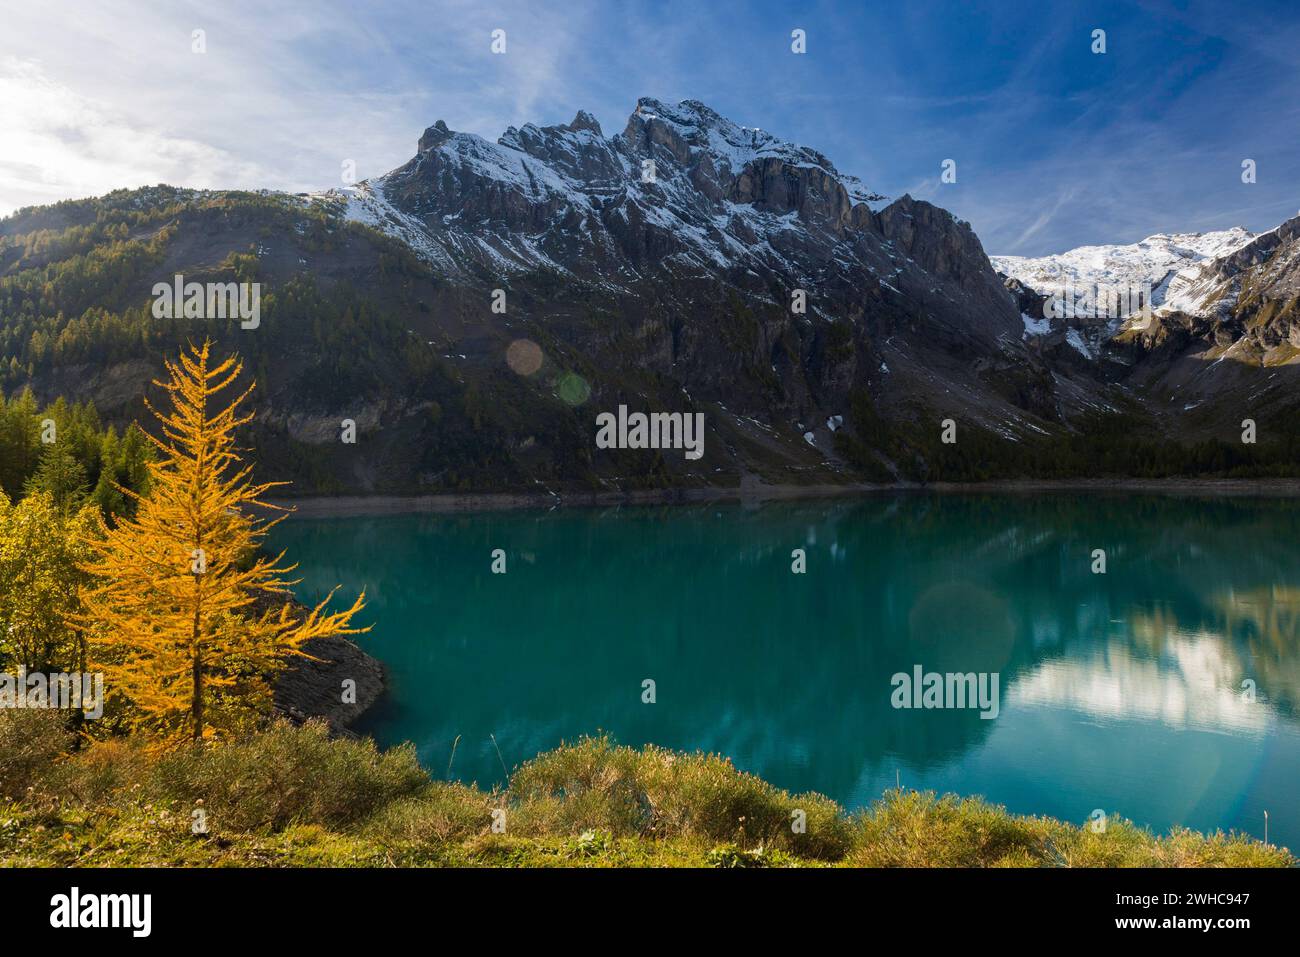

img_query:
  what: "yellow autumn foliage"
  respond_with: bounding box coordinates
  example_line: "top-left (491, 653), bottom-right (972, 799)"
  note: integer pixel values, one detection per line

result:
top-left (75, 341), bottom-right (367, 745)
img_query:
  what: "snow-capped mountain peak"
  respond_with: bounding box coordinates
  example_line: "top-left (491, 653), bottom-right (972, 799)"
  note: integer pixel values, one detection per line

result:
top-left (307, 96), bottom-right (1027, 413)
top-left (313, 97), bottom-right (906, 285)
top-left (992, 227), bottom-right (1256, 318)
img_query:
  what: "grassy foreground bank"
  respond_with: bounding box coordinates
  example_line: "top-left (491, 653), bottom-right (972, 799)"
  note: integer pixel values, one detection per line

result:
top-left (0, 715), bottom-right (1290, 868)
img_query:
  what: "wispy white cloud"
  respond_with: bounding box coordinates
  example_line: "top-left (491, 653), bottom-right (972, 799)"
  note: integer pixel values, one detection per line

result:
top-left (0, 57), bottom-right (270, 214)
top-left (1007, 187), bottom-right (1078, 251)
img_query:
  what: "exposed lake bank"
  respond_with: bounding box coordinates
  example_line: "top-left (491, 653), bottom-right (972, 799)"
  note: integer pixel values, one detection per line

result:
top-left (266, 477), bottom-right (1300, 518)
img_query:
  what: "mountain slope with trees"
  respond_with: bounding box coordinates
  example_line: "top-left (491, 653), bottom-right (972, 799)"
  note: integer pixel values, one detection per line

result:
top-left (2, 100), bottom-right (1299, 494)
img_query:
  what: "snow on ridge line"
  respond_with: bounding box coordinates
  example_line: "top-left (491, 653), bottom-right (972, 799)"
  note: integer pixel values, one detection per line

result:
top-left (630, 97), bottom-right (886, 204)
top-left (310, 98), bottom-right (895, 273)
top-left (436, 98), bottom-right (886, 213)
top-left (315, 170), bottom-right (863, 279)
top-left (429, 129), bottom-right (597, 207)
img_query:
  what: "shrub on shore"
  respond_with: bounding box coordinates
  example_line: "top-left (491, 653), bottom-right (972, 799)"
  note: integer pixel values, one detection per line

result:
top-left (0, 716), bottom-right (1291, 868)
top-left (509, 736), bottom-right (853, 860)
top-left (0, 710), bottom-right (73, 799)
top-left (147, 721), bottom-right (428, 832)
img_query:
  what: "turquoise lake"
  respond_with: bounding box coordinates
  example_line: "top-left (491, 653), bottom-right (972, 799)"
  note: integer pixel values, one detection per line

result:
top-left (270, 493), bottom-right (1300, 850)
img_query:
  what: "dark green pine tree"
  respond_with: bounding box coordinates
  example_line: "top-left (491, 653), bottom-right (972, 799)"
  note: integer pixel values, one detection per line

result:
top-left (24, 439), bottom-right (89, 516)
top-left (90, 423), bottom-right (151, 521)
top-left (0, 389), bottom-right (42, 499)
top-left (90, 426), bottom-right (126, 518)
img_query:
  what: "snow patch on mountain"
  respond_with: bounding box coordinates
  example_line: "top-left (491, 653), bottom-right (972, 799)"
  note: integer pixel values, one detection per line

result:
top-left (1022, 312), bottom-right (1050, 337)
top-left (310, 177), bottom-right (579, 278)
top-left (1065, 328), bottom-right (1094, 359)
top-left (308, 181), bottom-right (459, 272)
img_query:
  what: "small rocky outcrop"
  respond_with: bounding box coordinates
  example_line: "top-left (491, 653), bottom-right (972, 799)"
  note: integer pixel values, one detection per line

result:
top-left (274, 634), bottom-right (385, 732)
top-left (253, 589), bottom-right (385, 732)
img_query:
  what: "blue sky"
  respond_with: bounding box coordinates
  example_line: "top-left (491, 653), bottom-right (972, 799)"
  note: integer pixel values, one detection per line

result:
top-left (2, 0), bottom-right (1297, 254)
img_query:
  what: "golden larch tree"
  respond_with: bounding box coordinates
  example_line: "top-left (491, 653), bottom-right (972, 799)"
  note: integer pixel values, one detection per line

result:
top-left (76, 340), bottom-right (367, 744)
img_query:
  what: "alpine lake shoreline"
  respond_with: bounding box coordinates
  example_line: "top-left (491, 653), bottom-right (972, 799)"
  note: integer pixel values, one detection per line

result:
top-left (261, 477), bottom-right (1299, 867)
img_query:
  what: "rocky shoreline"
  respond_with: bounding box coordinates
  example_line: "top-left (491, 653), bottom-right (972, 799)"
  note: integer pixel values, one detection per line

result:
top-left (252, 587), bottom-right (385, 732)
top-left (273, 634), bottom-right (385, 733)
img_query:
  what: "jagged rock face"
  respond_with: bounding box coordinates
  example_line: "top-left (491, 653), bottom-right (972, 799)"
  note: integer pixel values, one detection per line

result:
top-left (994, 215), bottom-right (1300, 435)
top-left (346, 98), bottom-right (1023, 348)
top-left (308, 97), bottom-right (1102, 459)
top-left (1194, 218), bottom-right (1300, 298)
top-left (997, 272), bottom-right (1116, 372)
top-left (1208, 216), bottom-right (1300, 328)
top-left (1004, 275), bottom-right (1047, 318)
top-left (874, 196), bottom-right (1021, 346)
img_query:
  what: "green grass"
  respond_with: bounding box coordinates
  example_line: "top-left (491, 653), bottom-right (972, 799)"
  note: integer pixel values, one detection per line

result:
top-left (0, 715), bottom-right (1291, 868)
